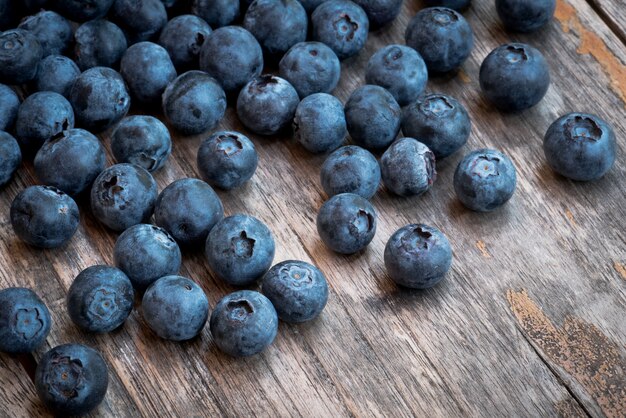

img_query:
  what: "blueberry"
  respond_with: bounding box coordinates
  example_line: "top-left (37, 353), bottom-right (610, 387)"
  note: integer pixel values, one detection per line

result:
top-left (67, 265), bottom-right (134, 333)
top-left (142, 275), bottom-right (209, 341)
top-left (111, 115), bottom-right (172, 172)
top-left (114, 224), bottom-right (182, 291)
top-left (279, 42), bottom-right (341, 99)
top-left (35, 344), bottom-right (108, 416)
top-left (0, 29), bottom-right (43, 85)
top-left (205, 214), bottom-right (275, 286)
top-left (352, 0), bottom-right (402, 28)
top-left (199, 26), bottom-right (263, 93)
top-left (11, 186), bottom-right (79, 248)
top-left (365, 44), bottom-right (428, 106)
top-left (34, 128), bottom-right (106, 195)
top-left (154, 178), bottom-right (224, 246)
top-left (54, 0), bottom-right (114, 22)
top-left (90, 163), bottom-right (158, 231)
top-left (384, 224), bottom-right (452, 289)
top-left (0, 288), bottom-right (51, 354)
top-left (401, 93), bottom-right (470, 159)
top-left (0, 132), bottom-right (21, 188)
top-left (158, 15), bottom-right (212, 72)
top-left (74, 19), bottom-right (127, 71)
top-left (0, 84), bottom-right (19, 131)
top-left (294, 93), bottom-right (346, 154)
top-left (345, 85), bottom-right (401, 150)
top-left (261, 260), bottom-right (328, 323)
top-left (316, 193), bottom-right (377, 254)
top-left (69, 67), bottom-right (131, 132)
top-left (16, 92), bottom-right (75, 153)
top-left (543, 113), bottom-right (616, 181)
top-left (244, 0), bottom-right (308, 58)
top-left (34, 55), bottom-right (81, 99)
top-left (237, 75), bottom-right (300, 136)
top-left (311, 0), bottom-right (369, 60)
top-left (110, 0), bottom-right (168, 44)
top-left (210, 290), bottom-right (278, 357)
top-left (162, 71), bottom-right (226, 136)
top-left (18, 11), bottom-right (73, 57)
top-left (193, 0), bottom-right (239, 28)
top-left (120, 42), bottom-right (177, 105)
top-left (405, 7), bottom-right (473, 73)
top-left (380, 137), bottom-right (436, 197)
top-left (320, 145), bottom-right (380, 199)
top-left (197, 131), bottom-right (258, 190)
top-left (297, 0), bottom-right (327, 13)
top-left (496, 0), bottom-right (555, 32)
top-left (424, 0), bottom-right (470, 11)
top-left (453, 148), bottom-right (517, 211)
top-left (479, 43), bottom-right (550, 112)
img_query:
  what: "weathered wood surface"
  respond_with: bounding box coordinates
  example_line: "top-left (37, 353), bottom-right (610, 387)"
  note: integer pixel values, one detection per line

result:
top-left (587, 0), bottom-right (626, 44)
top-left (1, 0), bottom-right (625, 416)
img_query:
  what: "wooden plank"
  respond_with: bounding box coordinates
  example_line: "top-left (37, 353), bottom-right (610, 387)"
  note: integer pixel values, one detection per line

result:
top-left (0, 354), bottom-right (48, 418)
top-left (585, 0), bottom-right (626, 45)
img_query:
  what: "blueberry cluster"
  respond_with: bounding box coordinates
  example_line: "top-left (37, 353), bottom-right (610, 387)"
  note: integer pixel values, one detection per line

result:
top-left (0, 0), bottom-right (618, 415)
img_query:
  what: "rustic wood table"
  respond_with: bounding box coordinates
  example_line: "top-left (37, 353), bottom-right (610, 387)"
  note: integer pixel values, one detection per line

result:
top-left (1, 0), bottom-right (625, 416)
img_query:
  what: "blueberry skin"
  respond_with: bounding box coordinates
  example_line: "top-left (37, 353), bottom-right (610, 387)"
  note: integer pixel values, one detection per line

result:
top-left (384, 224), bottom-right (452, 289)
top-left (380, 138), bottom-right (436, 197)
top-left (54, 0), bottom-right (114, 22)
top-left (90, 164), bottom-right (158, 231)
top-left (321, 145), bottom-right (380, 199)
top-left (453, 148), bottom-right (517, 211)
top-left (74, 20), bottom-right (128, 71)
top-left (67, 265), bottom-right (134, 333)
top-left (317, 193), bottom-right (377, 254)
top-left (142, 276), bottom-right (209, 341)
top-left (365, 45), bottom-right (428, 106)
top-left (244, 0), bottom-right (308, 58)
top-left (479, 43), bottom-right (550, 112)
top-left (311, 0), bottom-right (369, 60)
top-left (15, 92), bottom-right (75, 153)
top-left (0, 132), bottom-right (21, 188)
top-left (352, 0), bottom-right (402, 28)
top-left (112, 115), bottom-right (172, 172)
top-left (0, 29), bottom-right (43, 85)
top-left (261, 260), bottom-right (328, 323)
top-left (18, 11), bottom-right (73, 58)
top-left (0, 84), bottom-right (19, 132)
top-left (110, 0), bottom-right (168, 44)
top-left (162, 71), bottom-right (227, 136)
top-left (210, 290), bottom-right (278, 357)
top-left (69, 67), bottom-right (131, 132)
top-left (0, 288), bottom-right (51, 354)
top-left (237, 75), bottom-right (300, 136)
top-left (205, 214), bottom-right (275, 286)
top-left (279, 42), bottom-right (341, 99)
top-left (401, 94), bottom-right (470, 159)
top-left (543, 113), bottom-right (616, 181)
top-left (35, 344), bottom-right (109, 416)
top-left (424, 0), bottom-right (470, 11)
top-left (154, 178), bottom-right (224, 246)
top-left (405, 7), bottom-right (473, 73)
top-left (193, 0), bottom-right (239, 28)
top-left (11, 186), bottom-right (80, 248)
top-left (297, 0), bottom-right (328, 13)
top-left (496, 0), bottom-right (555, 32)
top-left (294, 93), bottom-right (346, 154)
top-left (34, 55), bottom-right (81, 99)
top-left (199, 26), bottom-right (263, 93)
top-left (120, 42), bottom-right (177, 105)
top-left (114, 224), bottom-right (182, 291)
top-left (197, 131), bottom-right (258, 190)
top-left (34, 128), bottom-right (106, 196)
top-left (158, 15), bottom-right (212, 72)
top-left (345, 85), bottom-right (401, 151)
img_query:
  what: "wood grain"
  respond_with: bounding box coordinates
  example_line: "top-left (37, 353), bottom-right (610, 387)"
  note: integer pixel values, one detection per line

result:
top-left (586, 0), bottom-right (626, 45)
top-left (1, 0), bottom-right (625, 416)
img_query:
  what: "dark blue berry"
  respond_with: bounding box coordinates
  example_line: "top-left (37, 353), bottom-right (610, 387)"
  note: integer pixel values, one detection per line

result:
top-left (205, 214), bottom-right (275, 286)
top-left (18, 11), bottom-right (73, 57)
top-left (261, 260), bottom-right (329, 323)
top-left (197, 131), bottom-right (258, 190)
top-left (321, 145), bottom-right (380, 199)
top-left (294, 93), bottom-right (346, 153)
top-left (0, 287), bottom-right (51, 354)
top-left (110, 0), bottom-right (168, 44)
top-left (67, 265), bottom-right (134, 333)
top-left (380, 137), bottom-right (436, 196)
top-left (34, 55), bottom-right (81, 99)
top-left (120, 42), bottom-right (177, 105)
top-left (352, 0), bottom-right (402, 28)
top-left (193, 0), bottom-right (239, 28)
top-left (210, 290), bottom-right (278, 357)
top-left (496, 0), bottom-right (555, 32)
top-left (311, 0), bottom-right (369, 60)
top-left (0, 84), bottom-right (19, 131)
top-left (0, 132), bottom-right (21, 188)
top-left (424, 0), bottom-right (470, 11)
top-left (158, 15), bottom-right (212, 72)
top-left (74, 19), bottom-right (128, 71)
top-left (112, 115), bottom-right (172, 172)
top-left (54, 0), bottom-right (114, 22)
top-left (279, 42), bottom-right (341, 99)
top-left (0, 29), bottom-right (43, 85)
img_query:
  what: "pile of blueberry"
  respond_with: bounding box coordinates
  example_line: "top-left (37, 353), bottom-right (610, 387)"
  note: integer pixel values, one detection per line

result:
top-left (0, 0), bottom-right (619, 415)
